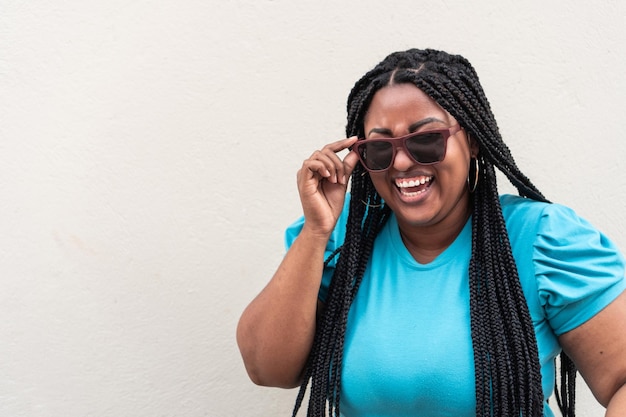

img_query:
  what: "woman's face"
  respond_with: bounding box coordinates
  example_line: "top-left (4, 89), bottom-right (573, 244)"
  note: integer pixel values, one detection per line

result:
top-left (363, 83), bottom-right (477, 231)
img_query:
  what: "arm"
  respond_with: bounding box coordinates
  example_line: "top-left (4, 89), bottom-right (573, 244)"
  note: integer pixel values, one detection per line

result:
top-left (558, 290), bottom-right (626, 416)
top-left (607, 384), bottom-right (626, 417)
top-left (236, 137), bottom-right (358, 388)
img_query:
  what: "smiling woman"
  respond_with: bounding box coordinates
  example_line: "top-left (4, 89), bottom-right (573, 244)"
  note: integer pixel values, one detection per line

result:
top-left (236, 48), bottom-right (626, 417)
top-left (361, 84), bottom-right (476, 249)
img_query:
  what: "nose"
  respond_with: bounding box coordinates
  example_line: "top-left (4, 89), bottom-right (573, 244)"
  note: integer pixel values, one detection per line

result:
top-left (392, 147), bottom-right (415, 171)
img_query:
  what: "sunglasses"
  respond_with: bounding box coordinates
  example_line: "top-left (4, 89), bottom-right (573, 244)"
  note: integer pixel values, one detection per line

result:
top-left (353, 124), bottom-right (462, 172)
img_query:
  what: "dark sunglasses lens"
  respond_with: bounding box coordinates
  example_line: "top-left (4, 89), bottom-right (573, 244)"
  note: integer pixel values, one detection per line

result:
top-left (406, 132), bottom-right (445, 164)
top-left (358, 141), bottom-right (393, 171)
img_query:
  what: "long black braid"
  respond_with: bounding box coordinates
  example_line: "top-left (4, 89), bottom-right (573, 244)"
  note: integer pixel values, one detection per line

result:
top-left (292, 49), bottom-right (576, 417)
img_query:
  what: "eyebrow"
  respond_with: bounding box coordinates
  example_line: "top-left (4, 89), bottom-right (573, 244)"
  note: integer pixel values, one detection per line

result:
top-left (367, 117), bottom-right (445, 137)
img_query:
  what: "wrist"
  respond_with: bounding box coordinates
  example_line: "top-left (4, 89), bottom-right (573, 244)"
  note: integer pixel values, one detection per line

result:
top-left (300, 222), bottom-right (333, 243)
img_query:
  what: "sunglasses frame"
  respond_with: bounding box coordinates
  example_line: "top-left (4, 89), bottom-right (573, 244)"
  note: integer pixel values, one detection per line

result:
top-left (354, 124), bottom-right (462, 172)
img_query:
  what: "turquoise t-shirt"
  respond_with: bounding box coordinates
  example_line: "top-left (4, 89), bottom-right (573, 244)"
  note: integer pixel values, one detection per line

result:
top-left (285, 194), bottom-right (626, 417)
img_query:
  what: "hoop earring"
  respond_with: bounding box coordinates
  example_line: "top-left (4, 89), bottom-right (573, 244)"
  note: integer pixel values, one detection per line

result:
top-left (468, 157), bottom-right (479, 193)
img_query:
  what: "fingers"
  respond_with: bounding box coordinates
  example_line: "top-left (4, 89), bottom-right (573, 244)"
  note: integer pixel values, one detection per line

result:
top-left (296, 137), bottom-right (359, 233)
top-left (303, 137), bottom-right (358, 185)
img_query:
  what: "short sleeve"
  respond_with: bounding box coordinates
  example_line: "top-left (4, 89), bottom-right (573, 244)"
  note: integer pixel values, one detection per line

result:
top-left (534, 203), bottom-right (626, 335)
top-left (284, 196), bottom-right (350, 302)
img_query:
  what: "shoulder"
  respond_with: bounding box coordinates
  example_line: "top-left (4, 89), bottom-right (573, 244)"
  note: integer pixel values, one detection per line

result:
top-left (499, 193), bottom-right (622, 266)
top-left (498, 195), bottom-right (626, 335)
top-left (500, 194), bottom-right (549, 223)
top-left (499, 194), bottom-right (590, 242)
top-left (499, 194), bottom-right (550, 250)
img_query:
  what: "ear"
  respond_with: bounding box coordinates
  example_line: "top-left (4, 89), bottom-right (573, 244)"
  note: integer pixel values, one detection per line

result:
top-left (467, 131), bottom-right (480, 158)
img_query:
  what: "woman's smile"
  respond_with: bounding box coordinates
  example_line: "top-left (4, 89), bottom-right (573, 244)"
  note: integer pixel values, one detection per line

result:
top-left (394, 174), bottom-right (433, 199)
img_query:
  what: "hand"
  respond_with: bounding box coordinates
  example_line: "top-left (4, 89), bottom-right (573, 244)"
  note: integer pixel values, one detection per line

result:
top-left (296, 136), bottom-right (359, 237)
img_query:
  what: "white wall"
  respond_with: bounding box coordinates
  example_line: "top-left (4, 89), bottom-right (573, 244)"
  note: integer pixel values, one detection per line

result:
top-left (1, 0), bottom-right (624, 416)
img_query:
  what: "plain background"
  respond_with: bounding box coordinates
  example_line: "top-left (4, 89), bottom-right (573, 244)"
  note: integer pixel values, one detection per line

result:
top-left (1, 0), bottom-right (624, 416)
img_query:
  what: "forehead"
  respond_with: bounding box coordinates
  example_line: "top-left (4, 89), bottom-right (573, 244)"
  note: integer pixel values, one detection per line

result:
top-left (364, 83), bottom-right (451, 127)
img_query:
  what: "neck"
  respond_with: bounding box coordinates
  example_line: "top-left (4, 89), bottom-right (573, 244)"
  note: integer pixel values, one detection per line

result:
top-left (398, 199), bottom-right (472, 264)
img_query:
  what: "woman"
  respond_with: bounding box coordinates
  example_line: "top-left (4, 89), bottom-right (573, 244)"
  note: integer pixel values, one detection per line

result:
top-left (236, 48), bottom-right (626, 416)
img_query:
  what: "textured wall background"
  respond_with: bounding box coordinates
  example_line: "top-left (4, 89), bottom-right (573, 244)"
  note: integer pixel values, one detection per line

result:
top-left (1, 0), bottom-right (624, 416)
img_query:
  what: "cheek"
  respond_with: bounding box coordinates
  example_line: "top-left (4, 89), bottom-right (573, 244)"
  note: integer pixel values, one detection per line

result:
top-left (369, 173), bottom-right (391, 193)
top-left (436, 158), bottom-right (471, 191)
top-left (442, 142), bottom-right (471, 177)
top-left (443, 154), bottom-right (469, 175)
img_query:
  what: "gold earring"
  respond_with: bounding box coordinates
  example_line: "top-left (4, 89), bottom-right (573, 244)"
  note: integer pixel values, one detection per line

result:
top-left (468, 157), bottom-right (479, 193)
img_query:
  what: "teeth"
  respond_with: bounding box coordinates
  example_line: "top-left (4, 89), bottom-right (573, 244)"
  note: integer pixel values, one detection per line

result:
top-left (401, 189), bottom-right (426, 197)
top-left (395, 177), bottom-right (432, 188)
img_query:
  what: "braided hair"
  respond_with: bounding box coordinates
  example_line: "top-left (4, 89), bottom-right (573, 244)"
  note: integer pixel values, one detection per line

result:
top-left (292, 49), bottom-right (576, 417)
